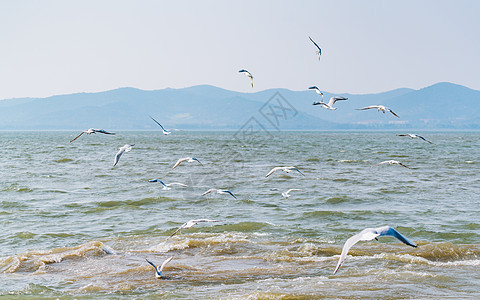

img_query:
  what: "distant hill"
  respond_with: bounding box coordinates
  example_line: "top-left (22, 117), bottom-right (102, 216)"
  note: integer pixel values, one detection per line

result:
top-left (0, 82), bottom-right (479, 130)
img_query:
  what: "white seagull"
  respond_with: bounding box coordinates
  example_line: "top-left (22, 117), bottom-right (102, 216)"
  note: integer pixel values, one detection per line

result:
top-left (113, 144), bottom-right (134, 167)
top-left (149, 115), bottom-right (170, 135)
top-left (266, 166), bottom-right (305, 178)
top-left (166, 219), bottom-right (222, 240)
top-left (356, 105), bottom-right (399, 118)
top-left (313, 96), bottom-right (348, 110)
top-left (333, 226), bottom-right (417, 274)
top-left (202, 188), bottom-right (237, 199)
top-left (149, 179), bottom-right (188, 190)
top-left (238, 69), bottom-right (254, 88)
top-left (397, 134), bottom-right (434, 144)
top-left (145, 257), bottom-right (174, 279)
top-left (70, 128), bottom-right (115, 143)
top-left (282, 189), bottom-right (301, 198)
top-left (375, 160), bottom-right (410, 169)
top-left (308, 36), bottom-right (322, 61)
top-left (172, 157), bottom-right (203, 170)
top-left (308, 86), bottom-right (324, 99)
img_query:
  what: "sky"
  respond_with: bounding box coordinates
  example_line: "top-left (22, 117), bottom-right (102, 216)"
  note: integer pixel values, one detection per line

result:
top-left (1, 0), bottom-right (479, 100)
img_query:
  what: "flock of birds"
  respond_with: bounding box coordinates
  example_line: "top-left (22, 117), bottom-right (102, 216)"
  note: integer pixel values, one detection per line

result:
top-left (67, 36), bottom-right (436, 278)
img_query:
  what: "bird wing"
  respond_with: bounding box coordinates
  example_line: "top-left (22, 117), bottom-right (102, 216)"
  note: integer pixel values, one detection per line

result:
top-left (333, 233), bottom-right (364, 274)
top-left (172, 158), bottom-right (187, 169)
top-left (97, 129), bottom-right (115, 135)
top-left (418, 135), bottom-right (434, 144)
top-left (328, 97), bottom-right (348, 107)
top-left (202, 188), bottom-right (216, 196)
top-left (287, 189), bottom-right (301, 193)
top-left (308, 36), bottom-right (321, 52)
top-left (375, 161), bottom-right (388, 166)
top-left (308, 86), bottom-right (319, 90)
top-left (356, 106), bottom-right (378, 110)
top-left (193, 158), bottom-right (203, 165)
top-left (224, 190), bottom-right (238, 199)
top-left (167, 183), bottom-right (188, 187)
top-left (160, 256), bottom-right (174, 272)
top-left (113, 149), bottom-right (124, 167)
top-left (312, 101), bottom-right (326, 106)
top-left (382, 227), bottom-right (417, 247)
top-left (398, 162), bottom-right (410, 169)
top-left (292, 167), bottom-right (305, 176)
top-left (388, 109), bottom-right (400, 118)
top-left (166, 223), bottom-right (188, 240)
top-left (145, 258), bottom-right (159, 272)
top-left (149, 115), bottom-right (168, 132)
top-left (70, 131), bottom-right (85, 143)
top-left (265, 167), bottom-right (281, 177)
top-left (397, 134), bottom-right (408, 137)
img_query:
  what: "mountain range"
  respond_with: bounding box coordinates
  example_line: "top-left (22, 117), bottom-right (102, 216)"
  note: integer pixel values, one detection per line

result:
top-left (0, 82), bottom-right (479, 130)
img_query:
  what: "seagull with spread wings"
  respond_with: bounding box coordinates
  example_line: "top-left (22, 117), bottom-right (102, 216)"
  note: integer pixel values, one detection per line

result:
top-left (145, 257), bottom-right (174, 279)
top-left (149, 179), bottom-right (188, 190)
top-left (166, 219), bottom-right (222, 240)
top-left (375, 160), bottom-right (410, 169)
top-left (313, 96), bottom-right (348, 110)
top-left (333, 226), bottom-right (417, 274)
top-left (397, 134), bottom-right (434, 144)
top-left (356, 105), bottom-right (399, 118)
top-left (113, 144), bottom-right (134, 167)
top-left (308, 86), bottom-right (324, 99)
top-left (70, 128), bottom-right (115, 143)
top-left (266, 166), bottom-right (305, 178)
top-left (202, 188), bottom-right (237, 199)
top-left (171, 157), bottom-right (203, 170)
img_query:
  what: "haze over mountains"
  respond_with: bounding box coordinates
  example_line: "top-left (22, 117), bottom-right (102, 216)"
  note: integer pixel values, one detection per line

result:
top-left (0, 82), bottom-right (478, 130)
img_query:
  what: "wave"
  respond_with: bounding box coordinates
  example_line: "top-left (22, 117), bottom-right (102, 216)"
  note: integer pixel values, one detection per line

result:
top-left (0, 241), bottom-right (115, 273)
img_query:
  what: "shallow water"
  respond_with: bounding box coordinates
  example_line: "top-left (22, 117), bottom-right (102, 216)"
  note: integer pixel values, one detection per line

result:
top-left (0, 131), bottom-right (479, 299)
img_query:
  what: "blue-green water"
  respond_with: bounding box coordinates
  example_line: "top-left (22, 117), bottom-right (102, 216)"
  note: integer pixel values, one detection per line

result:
top-left (0, 131), bottom-right (479, 299)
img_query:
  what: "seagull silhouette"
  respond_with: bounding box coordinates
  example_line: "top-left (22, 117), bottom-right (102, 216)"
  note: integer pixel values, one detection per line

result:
top-left (333, 226), bottom-right (417, 274)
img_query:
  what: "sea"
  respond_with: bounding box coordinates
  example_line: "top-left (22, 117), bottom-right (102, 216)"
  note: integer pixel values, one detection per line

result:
top-left (0, 131), bottom-right (479, 299)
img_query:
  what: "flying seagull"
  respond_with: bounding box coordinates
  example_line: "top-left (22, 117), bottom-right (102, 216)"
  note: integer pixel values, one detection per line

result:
top-left (282, 189), bottom-right (301, 198)
top-left (308, 86), bottom-right (324, 99)
top-left (149, 115), bottom-right (170, 135)
top-left (113, 144), bottom-right (134, 167)
top-left (333, 226), bottom-right (417, 274)
top-left (397, 134), bottom-right (434, 144)
top-left (166, 219), bottom-right (222, 240)
top-left (149, 179), bottom-right (188, 190)
top-left (238, 69), bottom-right (254, 88)
top-left (313, 96), bottom-right (348, 110)
top-left (172, 157), bottom-right (203, 170)
top-left (70, 128), bottom-right (115, 143)
top-left (145, 257), bottom-right (173, 279)
top-left (375, 160), bottom-right (410, 169)
top-left (202, 188), bottom-right (237, 199)
top-left (308, 36), bottom-right (322, 60)
top-left (266, 166), bottom-right (305, 177)
top-left (356, 105), bottom-right (399, 118)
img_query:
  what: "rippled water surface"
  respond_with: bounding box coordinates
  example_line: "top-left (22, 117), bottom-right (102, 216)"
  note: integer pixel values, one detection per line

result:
top-left (0, 131), bottom-right (479, 299)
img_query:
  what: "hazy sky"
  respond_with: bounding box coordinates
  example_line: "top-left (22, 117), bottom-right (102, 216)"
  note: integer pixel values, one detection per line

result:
top-left (1, 0), bottom-right (479, 99)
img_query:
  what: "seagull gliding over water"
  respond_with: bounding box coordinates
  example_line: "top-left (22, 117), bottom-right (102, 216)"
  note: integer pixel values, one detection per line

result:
top-left (145, 257), bottom-right (173, 279)
top-left (375, 160), bottom-right (410, 169)
top-left (282, 189), bottom-right (301, 198)
top-left (202, 188), bottom-right (237, 199)
top-left (166, 219), bottom-right (222, 240)
top-left (266, 166), bottom-right (305, 177)
top-left (333, 226), bottom-right (417, 274)
top-left (70, 128), bottom-right (115, 143)
top-left (113, 144), bottom-right (134, 167)
top-left (356, 105), bottom-right (399, 118)
top-left (172, 157), bottom-right (203, 169)
top-left (397, 134), bottom-right (434, 144)
top-left (149, 179), bottom-right (188, 190)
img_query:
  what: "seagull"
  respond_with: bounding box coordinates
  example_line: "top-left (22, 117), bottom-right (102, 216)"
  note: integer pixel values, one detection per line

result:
top-left (308, 86), bottom-right (324, 99)
top-left (149, 179), bottom-right (188, 190)
top-left (375, 160), bottom-right (410, 169)
top-left (166, 219), bottom-right (222, 240)
top-left (70, 128), bottom-right (115, 143)
top-left (145, 257), bottom-right (173, 279)
top-left (313, 96), bottom-right (348, 110)
top-left (282, 189), bottom-right (301, 198)
top-left (356, 105), bottom-right (399, 118)
top-left (149, 115), bottom-right (170, 135)
top-left (265, 166), bottom-right (305, 177)
top-left (172, 157), bottom-right (203, 170)
top-left (202, 188), bottom-right (237, 199)
top-left (308, 36), bottom-right (322, 60)
top-left (333, 226), bottom-right (417, 274)
top-left (397, 134), bottom-right (434, 144)
top-left (113, 144), bottom-right (134, 167)
top-left (238, 69), bottom-right (254, 88)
